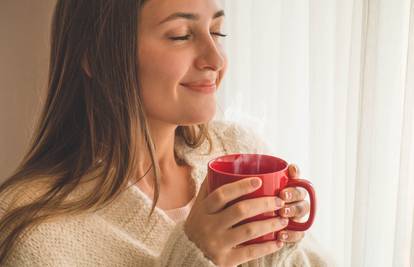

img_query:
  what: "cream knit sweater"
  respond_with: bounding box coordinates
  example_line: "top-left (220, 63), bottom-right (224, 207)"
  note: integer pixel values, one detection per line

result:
top-left (1, 120), bottom-right (335, 266)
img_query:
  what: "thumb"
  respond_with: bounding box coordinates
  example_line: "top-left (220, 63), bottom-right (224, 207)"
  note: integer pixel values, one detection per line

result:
top-left (288, 164), bottom-right (300, 178)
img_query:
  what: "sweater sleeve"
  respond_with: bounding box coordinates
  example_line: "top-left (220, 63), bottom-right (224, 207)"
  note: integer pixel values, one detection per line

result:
top-left (156, 220), bottom-right (217, 267)
top-left (239, 233), bottom-right (337, 267)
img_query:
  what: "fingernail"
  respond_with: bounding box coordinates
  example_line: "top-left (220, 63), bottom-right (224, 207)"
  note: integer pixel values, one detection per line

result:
top-left (276, 240), bottom-right (284, 248)
top-left (284, 207), bottom-right (291, 216)
top-left (284, 191), bottom-right (292, 201)
top-left (250, 178), bottom-right (262, 188)
top-left (275, 198), bottom-right (285, 207)
top-left (280, 218), bottom-right (289, 226)
top-left (281, 232), bottom-right (289, 240)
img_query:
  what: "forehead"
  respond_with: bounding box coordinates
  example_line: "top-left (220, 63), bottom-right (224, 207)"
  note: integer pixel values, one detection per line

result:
top-left (140, 0), bottom-right (224, 26)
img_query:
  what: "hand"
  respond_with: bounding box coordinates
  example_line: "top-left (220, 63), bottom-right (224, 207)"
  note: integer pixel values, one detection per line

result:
top-left (184, 176), bottom-right (287, 267)
top-left (277, 164), bottom-right (310, 244)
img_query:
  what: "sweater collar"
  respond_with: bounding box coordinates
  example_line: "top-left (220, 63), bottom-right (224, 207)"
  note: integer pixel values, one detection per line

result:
top-left (92, 127), bottom-right (226, 248)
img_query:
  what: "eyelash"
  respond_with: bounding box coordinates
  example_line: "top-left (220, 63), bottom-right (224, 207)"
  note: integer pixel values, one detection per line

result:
top-left (169, 32), bottom-right (228, 41)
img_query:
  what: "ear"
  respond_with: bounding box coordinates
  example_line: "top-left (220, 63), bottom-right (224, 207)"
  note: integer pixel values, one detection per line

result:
top-left (81, 54), bottom-right (92, 78)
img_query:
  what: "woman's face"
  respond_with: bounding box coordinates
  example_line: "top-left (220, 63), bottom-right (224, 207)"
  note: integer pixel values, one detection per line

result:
top-left (138, 0), bottom-right (227, 126)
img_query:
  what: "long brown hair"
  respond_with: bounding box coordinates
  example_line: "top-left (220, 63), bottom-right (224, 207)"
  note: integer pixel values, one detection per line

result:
top-left (0, 0), bottom-right (213, 263)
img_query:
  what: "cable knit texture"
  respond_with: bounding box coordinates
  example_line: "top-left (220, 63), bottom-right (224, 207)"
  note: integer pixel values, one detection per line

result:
top-left (0, 120), bottom-right (335, 266)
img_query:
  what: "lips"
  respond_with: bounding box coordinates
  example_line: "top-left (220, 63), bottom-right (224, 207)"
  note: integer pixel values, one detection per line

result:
top-left (180, 79), bottom-right (216, 87)
top-left (180, 79), bottom-right (217, 94)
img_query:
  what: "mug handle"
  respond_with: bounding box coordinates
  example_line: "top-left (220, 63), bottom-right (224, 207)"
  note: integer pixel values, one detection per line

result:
top-left (281, 178), bottom-right (317, 231)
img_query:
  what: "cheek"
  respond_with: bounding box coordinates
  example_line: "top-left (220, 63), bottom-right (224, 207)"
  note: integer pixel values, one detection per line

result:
top-left (218, 54), bottom-right (228, 87)
top-left (139, 46), bottom-right (185, 91)
top-left (138, 44), bottom-right (184, 107)
top-left (215, 45), bottom-right (228, 88)
top-left (137, 44), bottom-right (217, 124)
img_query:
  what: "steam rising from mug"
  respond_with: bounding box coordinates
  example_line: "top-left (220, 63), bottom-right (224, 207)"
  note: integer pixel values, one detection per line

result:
top-left (221, 154), bottom-right (281, 175)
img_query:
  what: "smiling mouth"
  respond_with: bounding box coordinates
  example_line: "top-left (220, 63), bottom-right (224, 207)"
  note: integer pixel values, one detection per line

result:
top-left (180, 83), bottom-right (217, 94)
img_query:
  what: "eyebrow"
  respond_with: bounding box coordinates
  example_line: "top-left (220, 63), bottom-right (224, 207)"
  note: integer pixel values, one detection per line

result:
top-left (158, 10), bottom-right (225, 25)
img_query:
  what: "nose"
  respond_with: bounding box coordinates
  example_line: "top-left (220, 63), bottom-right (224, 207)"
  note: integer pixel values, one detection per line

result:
top-left (195, 36), bottom-right (226, 72)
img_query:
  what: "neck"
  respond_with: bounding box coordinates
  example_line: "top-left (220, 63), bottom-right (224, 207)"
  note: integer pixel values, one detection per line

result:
top-left (134, 118), bottom-right (184, 188)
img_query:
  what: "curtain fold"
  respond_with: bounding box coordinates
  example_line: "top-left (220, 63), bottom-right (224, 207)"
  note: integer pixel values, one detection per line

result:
top-left (217, 1), bottom-right (414, 266)
top-left (393, 0), bottom-right (414, 266)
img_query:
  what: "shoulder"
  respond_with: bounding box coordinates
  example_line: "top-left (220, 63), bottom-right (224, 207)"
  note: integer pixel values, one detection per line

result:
top-left (208, 120), bottom-right (269, 154)
top-left (0, 179), bottom-right (49, 217)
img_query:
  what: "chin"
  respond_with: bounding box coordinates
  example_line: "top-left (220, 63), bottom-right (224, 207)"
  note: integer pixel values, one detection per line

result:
top-left (179, 109), bottom-right (216, 126)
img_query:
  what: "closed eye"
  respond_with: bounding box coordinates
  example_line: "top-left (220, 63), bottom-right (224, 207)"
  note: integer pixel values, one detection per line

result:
top-left (169, 32), bottom-right (228, 41)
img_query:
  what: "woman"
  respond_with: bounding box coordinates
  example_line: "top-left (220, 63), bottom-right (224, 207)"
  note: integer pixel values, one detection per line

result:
top-left (0, 0), bottom-right (332, 266)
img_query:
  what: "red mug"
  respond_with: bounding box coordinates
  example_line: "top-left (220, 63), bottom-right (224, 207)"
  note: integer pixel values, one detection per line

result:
top-left (207, 153), bottom-right (316, 245)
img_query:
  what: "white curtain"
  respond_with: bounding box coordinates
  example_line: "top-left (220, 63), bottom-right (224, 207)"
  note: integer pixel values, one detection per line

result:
top-left (215, 0), bottom-right (414, 266)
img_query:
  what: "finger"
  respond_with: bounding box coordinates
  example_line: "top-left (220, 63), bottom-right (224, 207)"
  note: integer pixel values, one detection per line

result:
top-left (280, 187), bottom-right (307, 203)
top-left (279, 200), bottom-right (310, 219)
top-left (230, 239), bottom-right (284, 266)
top-left (220, 196), bottom-right (285, 228)
top-left (204, 177), bottom-right (262, 214)
top-left (288, 164), bottom-right (300, 178)
top-left (277, 230), bottom-right (305, 243)
top-left (226, 217), bottom-right (289, 246)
